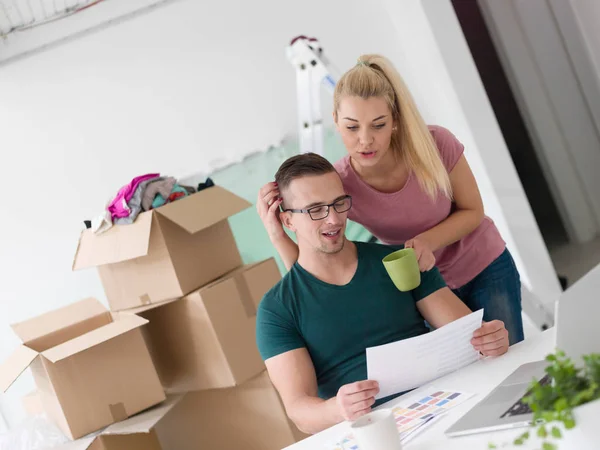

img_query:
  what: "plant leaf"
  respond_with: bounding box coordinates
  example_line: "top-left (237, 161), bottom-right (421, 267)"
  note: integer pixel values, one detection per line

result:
top-left (520, 350), bottom-right (599, 446)
top-left (488, 443), bottom-right (497, 449)
top-left (554, 397), bottom-right (568, 412)
top-left (542, 411), bottom-right (555, 422)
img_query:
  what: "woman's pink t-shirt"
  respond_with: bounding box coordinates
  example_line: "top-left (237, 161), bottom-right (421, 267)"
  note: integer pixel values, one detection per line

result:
top-left (334, 125), bottom-right (505, 289)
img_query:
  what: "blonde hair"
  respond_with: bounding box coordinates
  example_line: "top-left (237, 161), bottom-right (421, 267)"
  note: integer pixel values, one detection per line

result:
top-left (333, 54), bottom-right (452, 199)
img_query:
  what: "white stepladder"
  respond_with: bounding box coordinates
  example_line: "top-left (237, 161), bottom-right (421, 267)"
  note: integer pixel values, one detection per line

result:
top-left (286, 36), bottom-right (339, 156)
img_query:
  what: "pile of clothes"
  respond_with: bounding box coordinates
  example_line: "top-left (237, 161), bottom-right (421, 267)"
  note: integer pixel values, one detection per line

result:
top-left (87, 173), bottom-right (215, 234)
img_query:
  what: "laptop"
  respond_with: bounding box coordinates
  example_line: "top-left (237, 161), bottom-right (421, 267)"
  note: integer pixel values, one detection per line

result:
top-left (445, 263), bottom-right (600, 437)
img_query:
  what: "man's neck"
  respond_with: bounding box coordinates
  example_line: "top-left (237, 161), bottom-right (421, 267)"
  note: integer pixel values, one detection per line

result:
top-left (297, 240), bottom-right (358, 286)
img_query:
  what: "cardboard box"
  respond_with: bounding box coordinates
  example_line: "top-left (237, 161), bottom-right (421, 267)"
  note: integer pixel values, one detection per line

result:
top-left (0, 298), bottom-right (166, 440)
top-left (45, 396), bottom-right (183, 450)
top-left (48, 373), bottom-right (307, 450)
top-left (132, 258), bottom-right (281, 392)
top-left (22, 390), bottom-right (44, 416)
top-left (157, 371), bottom-right (308, 450)
top-left (72, 186), bottom-right (251, 311)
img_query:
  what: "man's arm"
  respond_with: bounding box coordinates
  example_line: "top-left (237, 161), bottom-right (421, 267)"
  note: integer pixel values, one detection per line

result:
top-left (416, 286), bottom-right (471, 328)
top-left (265, 348), bottom-right (379, 434)
top-left (416, 286), bottom-right (510, 356)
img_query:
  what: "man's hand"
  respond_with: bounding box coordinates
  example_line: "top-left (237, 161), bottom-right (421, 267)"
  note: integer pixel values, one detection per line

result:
top-left (405, 236), bottom-right (436, 272)
top-left (471, 320), bottom-right (509, 357)
top-left (335, 380), bottom-right (380, 421)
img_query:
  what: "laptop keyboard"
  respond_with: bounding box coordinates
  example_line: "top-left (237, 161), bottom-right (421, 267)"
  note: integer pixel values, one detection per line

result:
top-left (500, 374), bottom-right (552, 418)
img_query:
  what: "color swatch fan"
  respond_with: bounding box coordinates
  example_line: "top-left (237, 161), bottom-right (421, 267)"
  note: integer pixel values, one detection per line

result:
top-left (328, 388), bottom-right (474, 450)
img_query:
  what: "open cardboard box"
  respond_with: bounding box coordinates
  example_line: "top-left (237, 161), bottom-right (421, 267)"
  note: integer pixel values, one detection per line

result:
top-left (0, 298), bottom-right (165, 440)
top-left (131, 258), bottom-right (281, 392)
top-left (45, 372), bottom-right (308, 450)
top-left (72, 186), bottom-right (251, 311)
top-left (43, 396), bottom-right (183, 450)
top-left (22, 389), bottom-right (44, 416)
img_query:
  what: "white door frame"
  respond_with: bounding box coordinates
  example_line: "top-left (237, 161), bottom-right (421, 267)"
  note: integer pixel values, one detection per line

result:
top-left (478, 0), bottom-right (600, 244)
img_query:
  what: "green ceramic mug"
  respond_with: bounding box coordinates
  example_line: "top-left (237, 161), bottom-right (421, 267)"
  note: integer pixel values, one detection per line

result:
top-left (382, 248), bottom-right (421, 291)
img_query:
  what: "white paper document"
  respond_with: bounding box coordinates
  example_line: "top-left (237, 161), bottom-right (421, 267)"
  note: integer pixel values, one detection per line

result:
top-left (367, 309), bottom-right (484, 399)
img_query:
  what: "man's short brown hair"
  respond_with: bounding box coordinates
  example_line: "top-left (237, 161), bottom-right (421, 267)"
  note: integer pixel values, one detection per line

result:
top-left (275, 153), bottom-right (336, 196)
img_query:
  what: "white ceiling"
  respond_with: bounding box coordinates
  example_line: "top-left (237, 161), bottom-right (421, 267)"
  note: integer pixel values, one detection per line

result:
top-left (0, 0), bottom-right (102, 36)
top-left (0, 0), bottom-right (173, 65)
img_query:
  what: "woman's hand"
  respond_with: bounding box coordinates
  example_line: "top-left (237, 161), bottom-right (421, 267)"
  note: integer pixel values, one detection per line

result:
top-left (256, 182), bottom-right (285, 241)
top-left (405, 236), bottom-right (436, 271)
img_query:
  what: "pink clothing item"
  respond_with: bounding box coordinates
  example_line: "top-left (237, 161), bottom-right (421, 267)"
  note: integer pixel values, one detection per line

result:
top-left (108, 173), bottom-right (160, 219)
top-left (334, 125), bottom-right (505, 289)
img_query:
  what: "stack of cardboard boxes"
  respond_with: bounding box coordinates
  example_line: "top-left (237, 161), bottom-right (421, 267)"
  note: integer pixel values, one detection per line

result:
top-left (1, 185), bottom-right (306, 449)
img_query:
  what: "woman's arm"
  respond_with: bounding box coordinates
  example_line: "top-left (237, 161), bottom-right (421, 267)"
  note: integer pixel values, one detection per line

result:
top-left (406, 155), bottom-right (484, 270)
top-left (421, 155), bottom-right (484, 250)
top-left (271, 233), bottom-right (300, 271)
top-left (256, 182), bottom-right (300, 270)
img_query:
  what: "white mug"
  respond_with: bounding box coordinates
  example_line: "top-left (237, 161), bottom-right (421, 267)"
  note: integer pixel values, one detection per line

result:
top-left (350, 409), bottom-right (403, 450)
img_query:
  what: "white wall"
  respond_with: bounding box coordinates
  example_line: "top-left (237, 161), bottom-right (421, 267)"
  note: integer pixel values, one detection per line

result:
top-left (0, 0), bottom-right (412, 428)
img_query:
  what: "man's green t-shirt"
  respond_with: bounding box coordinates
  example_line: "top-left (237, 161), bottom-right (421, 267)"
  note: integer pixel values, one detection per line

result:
top-left (256, 241), bottom-right (446, 405)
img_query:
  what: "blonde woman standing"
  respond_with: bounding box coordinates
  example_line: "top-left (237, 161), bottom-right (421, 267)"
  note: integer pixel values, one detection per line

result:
top-left (258, 54), bottom-right (524, 344)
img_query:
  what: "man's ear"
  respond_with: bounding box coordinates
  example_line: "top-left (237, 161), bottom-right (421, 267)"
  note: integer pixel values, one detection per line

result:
top-left (279, 211), bottom-right (296, 233)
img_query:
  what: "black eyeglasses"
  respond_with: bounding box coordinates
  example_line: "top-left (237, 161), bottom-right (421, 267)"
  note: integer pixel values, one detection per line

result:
top-left (282, 195), bottom-right (352, 220)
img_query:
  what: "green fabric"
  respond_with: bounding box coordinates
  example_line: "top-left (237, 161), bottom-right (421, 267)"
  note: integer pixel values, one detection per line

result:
top-left (151, 184), bottom-right (188, 209)
top-left (256, 241), bottom-right (447, 405)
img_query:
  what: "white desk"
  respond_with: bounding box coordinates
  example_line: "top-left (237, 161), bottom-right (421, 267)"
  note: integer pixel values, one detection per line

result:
top-left (284, 329), bottom-right (555, 450)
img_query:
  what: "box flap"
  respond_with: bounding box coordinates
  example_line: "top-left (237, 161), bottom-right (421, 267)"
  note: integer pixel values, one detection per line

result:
top-left (11, 298), bottom-right (107, 346)
top-left (46, 436), bottom-right (98, 450)
top-left (0, 345), bottom-right (38, 393)
top-left (41, 315), bottom-right (149, 363)
top-left (72, 212), bottom-right (153, 270)
top-left (155, 186), bottom-right (250, 234)
top-left (103, 395), bottom-right (183, 435)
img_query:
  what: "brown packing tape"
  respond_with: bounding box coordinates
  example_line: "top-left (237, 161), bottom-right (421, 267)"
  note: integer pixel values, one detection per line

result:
top-left (140, 294), bottom-right (151, 306)
top-left (109, 403), bottom-right (128, 422)
top-left (233, 273), bottom-right (256, 319)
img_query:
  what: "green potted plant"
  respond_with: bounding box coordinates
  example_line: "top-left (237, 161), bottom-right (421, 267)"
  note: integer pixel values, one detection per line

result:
top-left (492, 350), bottom-right (600, 449)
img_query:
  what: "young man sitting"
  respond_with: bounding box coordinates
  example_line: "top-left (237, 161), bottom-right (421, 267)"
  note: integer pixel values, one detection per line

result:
top-left (256, 153), bottom-right (509, 434)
